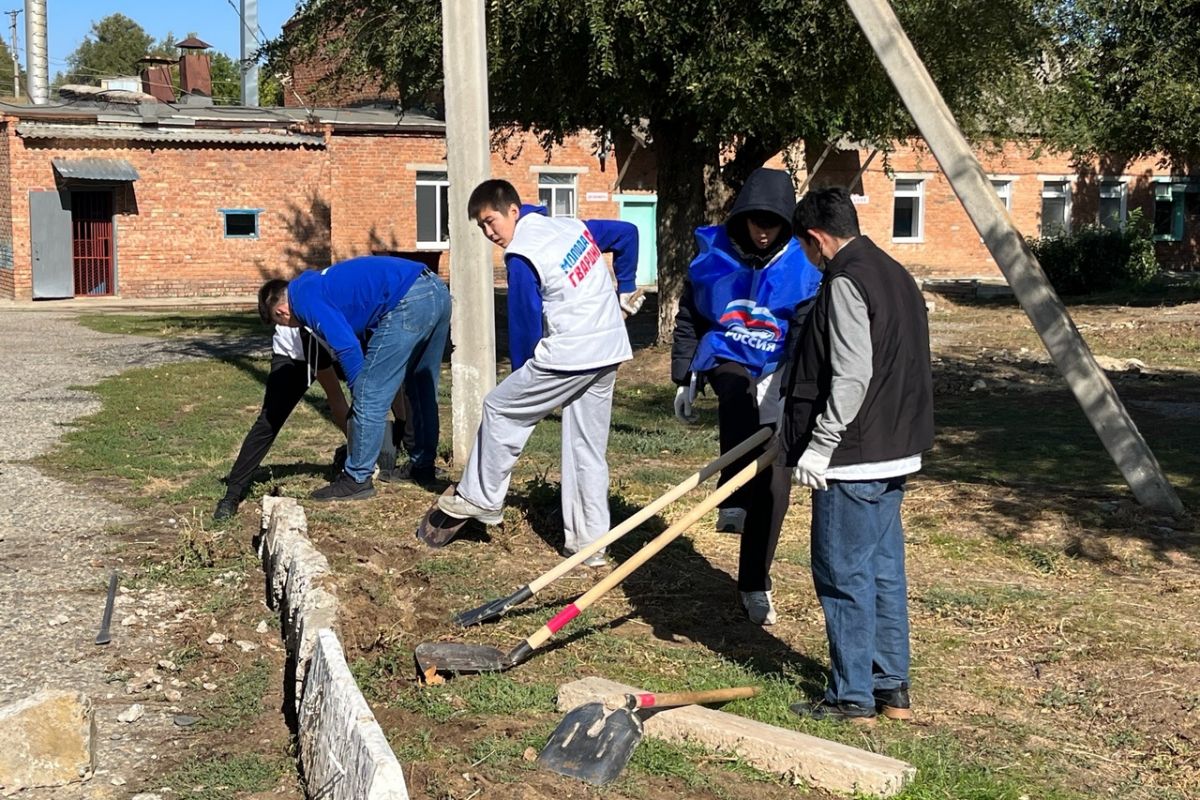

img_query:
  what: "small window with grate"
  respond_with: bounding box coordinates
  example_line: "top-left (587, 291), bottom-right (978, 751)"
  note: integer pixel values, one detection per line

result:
top-left (221, 209), bottom-right (262, 239)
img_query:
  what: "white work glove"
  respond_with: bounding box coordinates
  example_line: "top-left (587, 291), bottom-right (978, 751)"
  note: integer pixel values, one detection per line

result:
top-left (619, 289), bottom-right (645, 318)
top-left (793, 448), bottom-right (831, 491)
top-left (674, 385), bottom-right (698, 423)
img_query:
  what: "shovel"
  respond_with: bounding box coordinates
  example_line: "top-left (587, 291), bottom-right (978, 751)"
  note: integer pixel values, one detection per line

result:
top-left (414, 445), bottom-right (777, 676)
top-left (538, 686), bottom-right (759, 785)
top-left (454, 427), bottom-right (773, 627)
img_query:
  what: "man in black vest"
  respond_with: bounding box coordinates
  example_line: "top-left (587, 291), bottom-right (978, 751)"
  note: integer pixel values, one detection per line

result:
top-left (781, 187), bottom-right (934, 725)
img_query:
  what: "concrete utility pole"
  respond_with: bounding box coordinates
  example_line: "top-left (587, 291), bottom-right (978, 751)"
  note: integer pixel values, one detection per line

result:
top-left (6, 9), bottom-right (18, 98)
top-left (441, 0), bottom-right (496, 466)
top-left (239, 0), bottom-right (259, 106)
top-left (844, 0), bottom-right (1183, 514)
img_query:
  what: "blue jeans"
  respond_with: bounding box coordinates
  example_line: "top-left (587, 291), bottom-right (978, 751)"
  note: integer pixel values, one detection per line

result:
top-left (345, 271), bottom-right (451, 482)
top-left (810, 477), bottom-right (910, 708)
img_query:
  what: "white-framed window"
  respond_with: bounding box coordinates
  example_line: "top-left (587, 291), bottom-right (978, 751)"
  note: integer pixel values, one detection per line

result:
top-left (1152, 180), bottom-right (1186, 242)
top-left (415, 171), bottom-right (450, 248)
top-left (1040, 179), bottom-right (1071, 237)
top-left (891, 178), bottom-right (924, 242)
top-left (1098, 179), bottom-right (1127, 231)
top-left (990, 179), bottom-right (1013, 211)
top-left (538, 172), bottom-right (577, 218)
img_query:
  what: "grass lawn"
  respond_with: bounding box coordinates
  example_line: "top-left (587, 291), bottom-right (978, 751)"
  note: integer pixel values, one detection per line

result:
top-left (47, 297), bottom-right (1200, 800)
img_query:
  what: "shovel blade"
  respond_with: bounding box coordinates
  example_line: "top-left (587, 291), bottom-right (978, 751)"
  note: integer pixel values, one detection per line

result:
top-left (453, 585), bottom-right (534, 628)
top-left (537, 702), bottom-right (643, 786)
top-left (413, 641), bottom-right (509, 675)
top-left (415, 487), bottom-right (471, 549)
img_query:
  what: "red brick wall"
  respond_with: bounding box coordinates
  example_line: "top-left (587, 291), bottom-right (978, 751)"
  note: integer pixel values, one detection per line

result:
top-left (2, 128), bottom-right (333, 299)
top-left (329, 129), bottom-right (620, 284)
top-left (0, 123), bottom-right (12, 298)
top-left (0, 121), bottom-right (632, 300)
top-left (779, 140), bottom-right (1198, 278)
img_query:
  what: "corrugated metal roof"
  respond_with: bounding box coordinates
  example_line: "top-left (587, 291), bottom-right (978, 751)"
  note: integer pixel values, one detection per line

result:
top-left (17, 122), bottom-right (325, 148)
top-left (52, 157), bottom-right (140, 182)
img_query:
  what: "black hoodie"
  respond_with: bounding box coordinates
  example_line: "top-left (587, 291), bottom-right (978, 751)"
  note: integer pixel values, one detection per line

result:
top-left (670, 168), bottom-right (801, 385)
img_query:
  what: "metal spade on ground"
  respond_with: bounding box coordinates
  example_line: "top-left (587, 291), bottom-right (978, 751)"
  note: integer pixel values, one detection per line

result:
top-left (453, 428), bottom-right (773, 627)
top-left (413, 447), bottom-right (777, 677)
top-left (538, 687), bottom-right (759, 785)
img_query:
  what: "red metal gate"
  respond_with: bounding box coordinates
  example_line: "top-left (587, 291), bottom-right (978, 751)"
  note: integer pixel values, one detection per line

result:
top-left (71, 191), bottom-right (114, 296)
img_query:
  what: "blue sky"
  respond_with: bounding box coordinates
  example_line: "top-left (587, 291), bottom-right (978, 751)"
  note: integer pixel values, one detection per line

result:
top-left (28, 1), bottom-right (298, 74)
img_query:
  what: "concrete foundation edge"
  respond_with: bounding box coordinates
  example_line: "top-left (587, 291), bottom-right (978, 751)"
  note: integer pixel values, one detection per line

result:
top-left (259, 496), bottom-right (410, 800)
top-left (557, 676), bottom-right (916, 797)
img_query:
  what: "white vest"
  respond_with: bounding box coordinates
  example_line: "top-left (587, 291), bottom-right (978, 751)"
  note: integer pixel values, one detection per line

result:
top-left (506, 214), bottom-right (632, 370)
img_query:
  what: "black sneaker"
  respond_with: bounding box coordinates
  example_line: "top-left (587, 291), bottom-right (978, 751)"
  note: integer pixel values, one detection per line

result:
top-left (213, 496), bottom-right (240, 521)
top-left (310, 473), bottom-right (376, 503)
top-left (789, 699), bottom-right (877, 727)
top-left (378, 461), bottom-right (439, 484)
top-left (874, 684), bottom-right (912, 721)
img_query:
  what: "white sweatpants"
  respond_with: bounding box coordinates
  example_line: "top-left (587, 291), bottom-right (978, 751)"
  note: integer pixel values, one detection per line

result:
top-left (456, 360), bottom-right (618, 554)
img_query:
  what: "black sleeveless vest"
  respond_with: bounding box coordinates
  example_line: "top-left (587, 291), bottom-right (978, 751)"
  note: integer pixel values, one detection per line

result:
top-left (780, 236), bottom-right (934, 468)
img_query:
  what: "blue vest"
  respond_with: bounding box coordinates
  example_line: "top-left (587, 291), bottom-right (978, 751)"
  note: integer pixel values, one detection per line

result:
top-left (689, 226), bottom-right (823, 378)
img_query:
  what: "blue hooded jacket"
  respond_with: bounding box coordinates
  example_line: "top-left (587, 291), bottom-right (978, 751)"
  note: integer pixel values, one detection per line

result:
top-left (286, 255), bottom-right (426, 389)
top-left (675, 167), bottom-right (823, 380)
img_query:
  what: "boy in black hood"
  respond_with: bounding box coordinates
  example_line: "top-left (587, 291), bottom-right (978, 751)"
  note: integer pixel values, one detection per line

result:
top-left (670, 167), bottom-right (822, 625)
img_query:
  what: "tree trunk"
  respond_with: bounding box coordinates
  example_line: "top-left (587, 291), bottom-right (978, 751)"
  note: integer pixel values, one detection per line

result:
top-left (652, 118), bottom-right (710, 344)
top-left (712, 136), bottom-right (783, 216)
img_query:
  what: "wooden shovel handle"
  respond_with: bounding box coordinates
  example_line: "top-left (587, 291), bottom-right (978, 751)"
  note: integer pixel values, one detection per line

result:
top-left (528, 427), bottom-right (773, 593)
top-left (620, 686), bottom-right (759, 710)
top-left (525, 446), bottom-right (778, 650)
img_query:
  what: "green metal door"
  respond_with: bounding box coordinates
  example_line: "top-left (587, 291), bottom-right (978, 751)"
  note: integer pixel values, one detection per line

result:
top-left (617, 194), bottom-right (658, 286)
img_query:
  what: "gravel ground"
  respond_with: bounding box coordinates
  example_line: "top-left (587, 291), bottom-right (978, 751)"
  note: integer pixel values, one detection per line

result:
top-left (0, 311), bottom-right (259, 798)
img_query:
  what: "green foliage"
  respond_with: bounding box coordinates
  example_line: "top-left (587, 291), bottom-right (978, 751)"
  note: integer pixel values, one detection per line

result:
top-left (1041, 0), bottom-right (1200, 163)
top-left (64, 14), bottom-right (154, 84)
top-left (209, 52), bottom-right (243, 105)
top-left (0, 39), bottom-right (21, 96)
top-left (164, 753), bottom-right (286, 800)
top-left (267, 1), bottom-right (1052, 339)
top-left (1027, 209), bottom-right (1159, 295)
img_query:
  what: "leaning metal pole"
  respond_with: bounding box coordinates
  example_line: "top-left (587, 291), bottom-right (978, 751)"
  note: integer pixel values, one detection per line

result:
top-left (844, 0), bottom-right (1182, 514)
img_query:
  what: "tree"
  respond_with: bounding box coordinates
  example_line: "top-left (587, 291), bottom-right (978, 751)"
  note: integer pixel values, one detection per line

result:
top-left (1040, 0), bottom-right (1200, 165)
top-left (269, 1), bottom-right (1049, 340)
top-left (210, 52), bottom-right (243, 105)
top-left (64, 14), bottom-right (153, 84)
top-left (0, 39), bottom-right (22, 97)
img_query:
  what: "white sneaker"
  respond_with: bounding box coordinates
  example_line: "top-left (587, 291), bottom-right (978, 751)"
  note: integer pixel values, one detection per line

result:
top-left (582, 550), bottom-right (608, 568)
top-left (717, 507), bottom-right (747, 534)
top-left (565, 547), bottom-right (609, 568)
top-left (741, 590), bottom-right (777, 625)
top-left (437, 491), bottom-right (504, 525)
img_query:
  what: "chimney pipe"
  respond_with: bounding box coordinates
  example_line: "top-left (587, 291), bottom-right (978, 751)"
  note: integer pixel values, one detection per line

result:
top-left (177, 37), bottom-right (214, 106)
top-left (240, 0), bottom-right (259, 106)
top-left (24, 0), bottom-right (48, 104)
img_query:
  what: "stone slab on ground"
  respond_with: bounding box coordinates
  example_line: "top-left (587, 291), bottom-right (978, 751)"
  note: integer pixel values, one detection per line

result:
top-left (298, 630), bottom-right (409, 800)
top-left (556, 677), bottom-right (915, 797)
top-left (0, 689), bottom-right (96, 793)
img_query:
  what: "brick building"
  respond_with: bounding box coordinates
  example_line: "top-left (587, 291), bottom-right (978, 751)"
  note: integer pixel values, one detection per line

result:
top-left (0, 93), bottom-right (645, 300)
top-left (786, 141), bottom-right (1199, 277)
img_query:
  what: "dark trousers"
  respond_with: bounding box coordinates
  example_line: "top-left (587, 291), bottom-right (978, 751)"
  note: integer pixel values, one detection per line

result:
top-left (707, 361), bottom-right (790, 592)
top-left (224, 354), bottom-right (310, 499)
top-left (223, 355), bottom-right (414, 499)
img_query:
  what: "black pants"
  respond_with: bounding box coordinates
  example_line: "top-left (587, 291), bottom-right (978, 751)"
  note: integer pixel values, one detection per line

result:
top-left (222, 355), bottom-right (414, 500)
top-left (707, 361), bottom-right (790, 592)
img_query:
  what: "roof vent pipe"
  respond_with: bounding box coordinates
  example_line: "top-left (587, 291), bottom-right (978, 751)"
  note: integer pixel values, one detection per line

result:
top-left (24, 0), bottom-right (48, 105)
